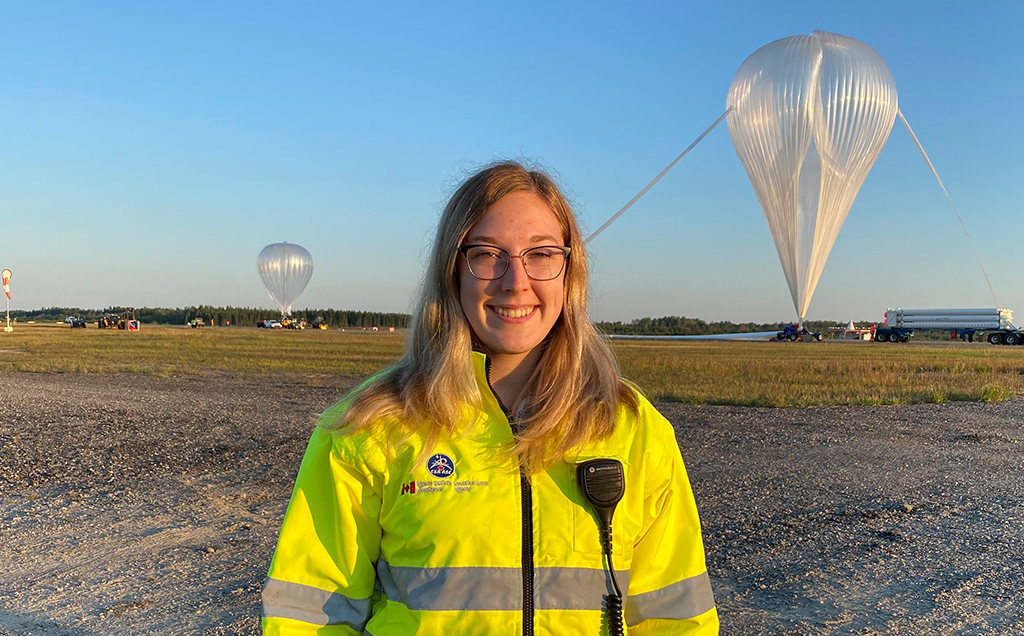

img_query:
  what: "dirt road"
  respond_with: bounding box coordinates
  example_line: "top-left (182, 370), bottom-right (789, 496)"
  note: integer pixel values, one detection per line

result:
top-left (2, 373), bottom-right (1022, 635)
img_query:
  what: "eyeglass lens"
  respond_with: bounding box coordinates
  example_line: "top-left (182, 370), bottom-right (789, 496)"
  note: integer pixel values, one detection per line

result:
top-left (464, 246), bottom-right (567, 281)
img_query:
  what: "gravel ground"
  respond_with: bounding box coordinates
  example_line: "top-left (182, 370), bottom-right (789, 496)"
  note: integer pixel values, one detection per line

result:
top-left (1, 373), bottom-right (1022, 635)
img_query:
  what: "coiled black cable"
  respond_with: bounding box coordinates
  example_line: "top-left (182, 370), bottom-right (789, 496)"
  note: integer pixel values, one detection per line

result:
top-left (605, 590), bottom-right (625, 636)
top-left (602, 527), bottom-right (625, 636)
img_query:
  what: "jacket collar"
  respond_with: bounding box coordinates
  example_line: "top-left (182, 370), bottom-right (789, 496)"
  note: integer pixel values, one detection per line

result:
top-left (472, 351), bottom-right (507, 419)
top-left (470, 350), bottom-right (631, 466)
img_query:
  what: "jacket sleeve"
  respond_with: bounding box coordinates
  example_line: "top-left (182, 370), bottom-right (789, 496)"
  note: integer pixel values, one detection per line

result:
top-left (262, 426), bottom-right (384, 635)
top-left (626, 407), bottom-right (719, 635)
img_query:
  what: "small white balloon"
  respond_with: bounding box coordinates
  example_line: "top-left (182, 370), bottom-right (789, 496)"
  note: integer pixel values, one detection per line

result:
top-left (257, 243), bottom-right (313, 317)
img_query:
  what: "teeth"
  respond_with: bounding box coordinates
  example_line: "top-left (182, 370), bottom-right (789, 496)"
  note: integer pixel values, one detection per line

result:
top-left (493, 306), bottom-right (534, 319)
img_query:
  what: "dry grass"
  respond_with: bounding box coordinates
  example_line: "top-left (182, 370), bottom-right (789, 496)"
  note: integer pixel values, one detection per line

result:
top-left (0, 323), bottom-right (405, 379)
top-left (612, 339), bottom-right (1024, 406)
top-left (3, 323), bottom-right (1023, 406)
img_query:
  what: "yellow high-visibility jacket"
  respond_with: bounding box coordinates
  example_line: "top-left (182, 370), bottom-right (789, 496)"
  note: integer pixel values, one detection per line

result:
top-left (263, 352), bottom-right (718, 635)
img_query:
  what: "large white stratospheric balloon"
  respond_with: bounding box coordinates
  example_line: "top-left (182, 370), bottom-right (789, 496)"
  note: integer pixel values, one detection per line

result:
top-left (727, 30), bottom-right (899, 321)
top-left (257, 242), bottom-right (314, 317)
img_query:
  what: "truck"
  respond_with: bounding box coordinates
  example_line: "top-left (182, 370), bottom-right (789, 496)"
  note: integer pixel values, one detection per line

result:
top-left (874, 308), bottom-right (1022, 345)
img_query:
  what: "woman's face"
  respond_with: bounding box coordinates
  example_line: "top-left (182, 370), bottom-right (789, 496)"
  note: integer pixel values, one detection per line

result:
top-left (459, 191), bottom-right (566, 365)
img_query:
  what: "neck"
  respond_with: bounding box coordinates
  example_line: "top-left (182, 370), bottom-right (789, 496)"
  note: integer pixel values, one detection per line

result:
top-left (487, 346), bottom-right (544, 412)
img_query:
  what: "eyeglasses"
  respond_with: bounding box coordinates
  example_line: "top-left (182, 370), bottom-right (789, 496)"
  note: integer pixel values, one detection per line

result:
top-left (459, 244), bottom-right (571, 281)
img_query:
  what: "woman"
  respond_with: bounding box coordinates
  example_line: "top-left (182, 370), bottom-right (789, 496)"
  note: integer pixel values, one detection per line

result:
top-left (262, 162), bottom-right (718, 635)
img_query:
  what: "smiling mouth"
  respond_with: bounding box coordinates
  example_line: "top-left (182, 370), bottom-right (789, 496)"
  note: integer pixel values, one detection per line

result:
top-left (491, 306), bottom-right (536, 319)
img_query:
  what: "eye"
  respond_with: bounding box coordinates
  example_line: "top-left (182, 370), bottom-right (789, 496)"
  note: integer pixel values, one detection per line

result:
top-left (467, 246), bottom-right (503, 262)
top-left (474, 249), bottom-right (498, 260)
top-left (525, 247), bottom-right (558, 261)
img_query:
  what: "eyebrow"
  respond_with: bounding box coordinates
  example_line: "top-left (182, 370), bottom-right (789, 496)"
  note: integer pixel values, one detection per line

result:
top-left (467, 234), bottom-right (562, 245)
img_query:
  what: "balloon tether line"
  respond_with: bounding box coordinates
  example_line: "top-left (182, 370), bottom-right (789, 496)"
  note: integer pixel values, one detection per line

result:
top-left (898, 108), bottom-right (998, 307)
top-left (585, 107), bottom-right (733, 244)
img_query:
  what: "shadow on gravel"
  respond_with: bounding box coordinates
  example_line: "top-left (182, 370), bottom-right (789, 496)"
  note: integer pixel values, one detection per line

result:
top-left (0, 610), bottom-right (93, 636)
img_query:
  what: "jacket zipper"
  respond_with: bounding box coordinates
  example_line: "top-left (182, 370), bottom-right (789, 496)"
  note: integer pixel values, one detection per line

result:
top-left (486, 358), bottom-right (534, 636)
top-left (519, 467), bottom-right (534, 636)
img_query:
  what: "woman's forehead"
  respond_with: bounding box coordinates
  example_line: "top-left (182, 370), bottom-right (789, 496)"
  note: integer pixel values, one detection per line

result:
top-left (466, 192), bottom-right (565, 243)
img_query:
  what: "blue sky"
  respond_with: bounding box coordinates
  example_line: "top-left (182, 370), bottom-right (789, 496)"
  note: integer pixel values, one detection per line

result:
top-left (1, 1), bottom-right (1021, 323)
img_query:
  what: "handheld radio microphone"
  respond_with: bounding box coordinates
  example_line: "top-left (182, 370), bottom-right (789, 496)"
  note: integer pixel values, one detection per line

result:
top-left (577, 458), bottom-right (625, 636)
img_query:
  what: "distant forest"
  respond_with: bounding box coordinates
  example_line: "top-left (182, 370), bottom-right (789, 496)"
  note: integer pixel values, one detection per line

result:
top-left (12, 306), bottom-right (411, 329)
top-left (593, 316), bottom-right (849, 336)
top-left (14, 307), bottom-right (870, 334)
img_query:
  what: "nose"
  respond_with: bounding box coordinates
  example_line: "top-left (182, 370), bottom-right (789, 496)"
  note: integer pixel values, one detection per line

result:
top-left (500, 255), bottom-right (531, 291)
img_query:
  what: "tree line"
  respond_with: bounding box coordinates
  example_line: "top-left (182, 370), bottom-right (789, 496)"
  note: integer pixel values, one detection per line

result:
top-left (594, 316), bottom-right (847, 336)
top-left (15, 307), bottom-right (872, 335)
top-left (10, 306), bottom-right (411, 329)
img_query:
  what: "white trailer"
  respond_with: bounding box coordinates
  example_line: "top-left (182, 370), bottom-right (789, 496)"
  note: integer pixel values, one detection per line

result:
top-left (874, 308), bottom-right (1021, 345)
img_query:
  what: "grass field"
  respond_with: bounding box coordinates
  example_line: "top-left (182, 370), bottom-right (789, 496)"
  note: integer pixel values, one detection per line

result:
top-left (0, 324), bottom-right (405, 380)
top-left (3, 323), bottom-right (1024, 406)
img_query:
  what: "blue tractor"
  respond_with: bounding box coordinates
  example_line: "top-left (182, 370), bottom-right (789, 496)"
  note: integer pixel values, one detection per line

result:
top-left (775, 324), bottom-right (822, 342)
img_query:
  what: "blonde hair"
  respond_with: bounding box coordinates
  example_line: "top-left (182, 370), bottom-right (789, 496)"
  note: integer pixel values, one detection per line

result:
top-left (329, 161), bottom-right (638, 473)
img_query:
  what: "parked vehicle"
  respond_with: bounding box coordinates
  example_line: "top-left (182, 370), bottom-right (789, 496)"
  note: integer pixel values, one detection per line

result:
top-left (774, 324), bottom-right (822, 342)
top-left (97, 308), bottom-right (139, 331)
top-left (119, 308), bottom-right (140, 331)
top-left (874, 308), bottom-right (1021, 345)
top-left (68, 317), bottom-right (87, 328)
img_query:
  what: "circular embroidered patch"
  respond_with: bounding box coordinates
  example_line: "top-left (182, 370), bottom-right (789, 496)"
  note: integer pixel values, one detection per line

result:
top-left (427, 453), bottom-right (455, 478)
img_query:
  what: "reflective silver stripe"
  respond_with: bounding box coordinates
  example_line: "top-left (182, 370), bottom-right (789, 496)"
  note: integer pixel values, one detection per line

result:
top-left (625, 570), bottom-right (716, 624)
top-left (535, 567), bottom-right (631, 610)
top-left (262, 577), bottom-right (372, 630)
top-left (377, 560), bottom-right (522, 611)
top-left (376, 561), bottom-right (633, 612)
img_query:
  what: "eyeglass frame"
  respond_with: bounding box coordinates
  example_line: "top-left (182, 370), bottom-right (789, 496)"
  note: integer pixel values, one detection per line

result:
top-left (458, 244), bottom-right (572, 281)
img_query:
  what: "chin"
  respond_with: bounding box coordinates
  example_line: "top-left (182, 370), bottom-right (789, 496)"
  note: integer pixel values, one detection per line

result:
top-left (489, 343), bottom-right (540, 357)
